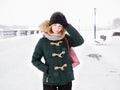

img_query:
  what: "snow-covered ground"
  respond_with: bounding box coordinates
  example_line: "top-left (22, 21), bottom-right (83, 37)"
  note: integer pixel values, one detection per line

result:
top-left (0, 30), bottom-right (120, 90)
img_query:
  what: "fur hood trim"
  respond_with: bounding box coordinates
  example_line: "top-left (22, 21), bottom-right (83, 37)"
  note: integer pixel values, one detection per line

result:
top-left (39, 20), bottom-right (49, 32)
top-left (39, 20), bottom-right (66, 33)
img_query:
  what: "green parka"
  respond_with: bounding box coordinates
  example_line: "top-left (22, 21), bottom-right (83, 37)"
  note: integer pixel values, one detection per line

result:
top-left (31, 24), bottom-right (84, 85)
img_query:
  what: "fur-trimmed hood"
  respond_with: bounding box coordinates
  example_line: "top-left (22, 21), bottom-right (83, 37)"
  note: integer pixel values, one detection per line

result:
top-left (39, 20), bottom-right (50, 32)
top-left (39, 20), bottom-right (66, 33)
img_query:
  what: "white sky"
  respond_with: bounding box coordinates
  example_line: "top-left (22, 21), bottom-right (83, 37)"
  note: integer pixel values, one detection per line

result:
top-left (0, 0), bottom-right (120, 27)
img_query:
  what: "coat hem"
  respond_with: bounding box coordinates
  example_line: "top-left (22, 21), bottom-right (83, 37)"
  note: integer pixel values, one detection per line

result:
top-left (43, 79), bottom-right (74, 85)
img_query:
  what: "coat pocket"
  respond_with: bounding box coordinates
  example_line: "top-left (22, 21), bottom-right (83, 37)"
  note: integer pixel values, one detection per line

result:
top-left (48, 71), bottom-right (60, 83)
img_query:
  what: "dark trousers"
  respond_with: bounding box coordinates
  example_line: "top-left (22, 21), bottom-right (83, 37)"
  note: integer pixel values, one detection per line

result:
top-left (43, 81), bottom-right (72, 90)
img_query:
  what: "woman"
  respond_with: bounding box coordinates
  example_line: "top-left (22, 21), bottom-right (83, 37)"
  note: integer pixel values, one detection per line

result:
top-left (31, 12), bottom-right (84, 90)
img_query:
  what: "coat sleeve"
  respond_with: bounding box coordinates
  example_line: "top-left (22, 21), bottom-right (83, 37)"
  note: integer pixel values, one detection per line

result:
top-left (65, 24), bottom-right (84, 47)
top-left (31, 39), bottom-right (48, 73)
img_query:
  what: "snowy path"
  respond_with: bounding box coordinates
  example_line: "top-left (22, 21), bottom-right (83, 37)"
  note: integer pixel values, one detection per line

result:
top-left (0, 34), bottom-right (120, 90)
top-left (74, 43), bottom-right (120, 90)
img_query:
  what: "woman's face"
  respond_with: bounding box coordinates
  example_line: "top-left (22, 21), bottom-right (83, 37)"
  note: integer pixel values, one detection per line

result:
top-left (51, 23), bottom-right (63, 34)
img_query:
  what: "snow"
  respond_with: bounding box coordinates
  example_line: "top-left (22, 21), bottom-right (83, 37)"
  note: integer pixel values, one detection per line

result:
top-left (0, 30), bottom-right (120, 90)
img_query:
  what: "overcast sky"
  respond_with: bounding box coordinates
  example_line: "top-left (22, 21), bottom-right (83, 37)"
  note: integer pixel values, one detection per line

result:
top-left (0, 0), bottom-right (120, 27)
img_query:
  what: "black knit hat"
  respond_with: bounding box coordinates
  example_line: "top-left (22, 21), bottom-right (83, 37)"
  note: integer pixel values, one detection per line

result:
top-left (49, 12), bottom-right (68, 28)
